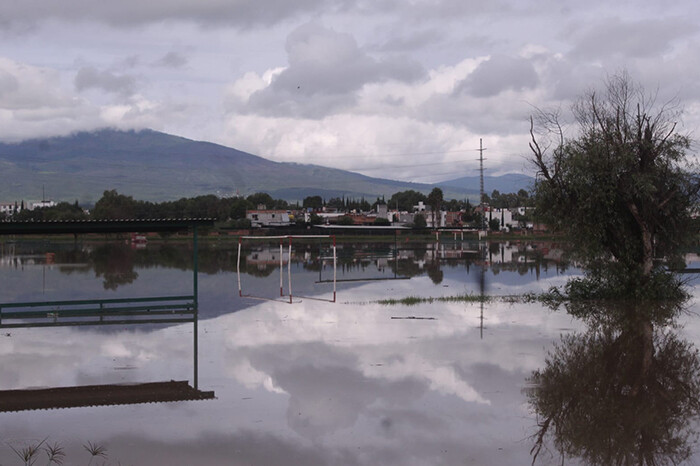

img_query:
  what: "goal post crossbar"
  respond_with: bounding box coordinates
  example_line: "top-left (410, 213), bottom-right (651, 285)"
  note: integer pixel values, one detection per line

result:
top-left (239, 235), bottom-right (335, 241)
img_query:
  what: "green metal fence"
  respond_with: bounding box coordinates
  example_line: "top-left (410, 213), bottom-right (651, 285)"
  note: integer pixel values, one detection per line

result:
top-left (0, 295), bottom-right (196, 328)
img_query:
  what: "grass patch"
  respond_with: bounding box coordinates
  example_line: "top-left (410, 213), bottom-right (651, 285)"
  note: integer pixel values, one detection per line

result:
top-left (378, 296), bottom-right (424, 306)
top-left (377, 293), bottom-right (490, 306)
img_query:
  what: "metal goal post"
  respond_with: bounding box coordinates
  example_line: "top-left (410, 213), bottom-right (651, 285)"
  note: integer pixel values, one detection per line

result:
top-left (237, 235), bottom-right (336, 304)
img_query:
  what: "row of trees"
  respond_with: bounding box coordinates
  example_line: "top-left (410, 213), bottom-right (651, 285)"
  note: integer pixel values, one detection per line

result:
top-left (5, 186), bottom-right (537, 226)
top-left (4, 191), bottom-right (295, 224)
top-left (303, 195), bottom-right (374, 212)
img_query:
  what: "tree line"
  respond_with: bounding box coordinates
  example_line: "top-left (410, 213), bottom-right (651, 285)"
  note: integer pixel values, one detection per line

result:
top-left (4, 187), bottom-right (536, 227)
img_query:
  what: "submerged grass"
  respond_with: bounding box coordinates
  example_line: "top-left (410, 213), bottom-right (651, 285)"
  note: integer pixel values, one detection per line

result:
top-left (8, 437), bottom-right (45, 466)
top-left (4, 438), bottom-right (110, 466)
top-left (377, 294), bottom-right (490, 306)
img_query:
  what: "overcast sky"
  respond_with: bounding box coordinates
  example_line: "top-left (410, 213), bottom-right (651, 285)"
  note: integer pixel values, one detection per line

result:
top-left (0, 0), bottom-right (699, 183)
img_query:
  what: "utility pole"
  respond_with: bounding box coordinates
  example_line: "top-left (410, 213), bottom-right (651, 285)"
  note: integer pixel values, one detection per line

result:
top-left (478, 139), bottom-right (485, 206)
top-left (477, 139), bottom-right (487, 231)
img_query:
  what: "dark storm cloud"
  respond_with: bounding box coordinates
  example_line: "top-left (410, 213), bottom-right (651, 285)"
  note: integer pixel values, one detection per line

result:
top-left (455, 55), bottom-right (539, 97)
top-left (243, 23), bottom-right (426, 118)
top-left (569, 17), bottom-right (697, 59)
top-left (74, 66), bottom-right (137, 97)
top-left (0, 0), bottom-right (333, 29)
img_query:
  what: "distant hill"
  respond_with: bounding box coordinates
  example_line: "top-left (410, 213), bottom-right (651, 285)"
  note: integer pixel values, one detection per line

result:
top-left (438, 173), bottom-right (534, 195)
top-left (0, 129), bottom-right (531, 204)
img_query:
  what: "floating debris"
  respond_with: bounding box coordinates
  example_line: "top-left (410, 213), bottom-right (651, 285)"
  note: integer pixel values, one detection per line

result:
top-left (390, 316), bottom-right (437, 320)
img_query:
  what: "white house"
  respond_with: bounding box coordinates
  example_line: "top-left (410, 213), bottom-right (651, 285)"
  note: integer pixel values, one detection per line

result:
top-left (488, 208), bottom-right (515, 230)
top-left (30, 200), bottom-right (56, 210)
top-left (376, 204), bottom-right (390, 221)
top-left (246, 210), bottom-right (291, 227)
top-left (0, 202), bottom-right (20, 215)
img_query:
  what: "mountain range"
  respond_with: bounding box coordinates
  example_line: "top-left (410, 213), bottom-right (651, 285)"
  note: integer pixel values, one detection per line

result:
top-left (0, 129), bottom-right (533, 204)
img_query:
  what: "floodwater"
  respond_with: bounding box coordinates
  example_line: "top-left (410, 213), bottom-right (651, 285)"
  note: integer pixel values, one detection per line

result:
top-left (0, 238), bottom-right (698, 465)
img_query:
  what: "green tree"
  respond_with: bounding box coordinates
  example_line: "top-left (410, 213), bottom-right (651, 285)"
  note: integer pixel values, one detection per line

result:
top-left (488, 217), bottom-right (500, 232)
top-left (513, 209), bottom-right (533, 229)
top-left (413, 213), bottom-right (427, 229)
top-left (92, 190), bottom-right (140, 219)
top-left (309, 213), bottom-right (322, 225)
top-left (529, 73), bottom-right (699, 296)
top-left (303, 195), bottom-right (324, 210)
top-left (427, 187), bottom-right (443, 227)
top-left (14, 201), bottom-right (88, 221)
top-left (326, 197), bottom-right (345, 210)
top-left (246, 192), bottom-right (275, 209)
top-left (388, 190), bottom-right (427, 212)
top-left (229, 197), bottom-right (252, 219)
top-left (337, 215), bottom-right (355, 225)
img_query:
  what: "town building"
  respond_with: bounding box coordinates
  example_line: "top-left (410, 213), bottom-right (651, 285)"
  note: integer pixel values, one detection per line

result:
top-left (30, 200), bottom-right (56, 210)
top-left (246, 210), bottom-right (291, 227)
top-left (0, 202), bottom-right (20, 216)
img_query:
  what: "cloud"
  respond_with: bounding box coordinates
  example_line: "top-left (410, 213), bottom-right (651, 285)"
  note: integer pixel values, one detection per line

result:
top-left (243, 344), bottom-right (429, 440)
top-left (0, 57), bottom-right (106, 140)
top-left (0, 58), bottom-right (77, 111)
top-left (0, 56), bottom-right (205, 142)
top-left (362, 0), bottom-right (514, 21)
top-left (119, 55), bottom-right (142, 69)
top-left (569, 17), bottom-right (697, 60)
top-left (2, 0), bottom-right (700, 181)
top-left (454, 55), bottom-right (539, 98)
top-left (236, 23), bottom-right (426, 119)
top-left (153, 51), bottom-right (188, 68)
top-left (0, 0), bottom-right (332, 29)
top-left (222, 55), bottom-right (538, 179)
top-left (74, 66), bottom-right (137, 97)
top-left (374, 28), bottom-right (444, 53)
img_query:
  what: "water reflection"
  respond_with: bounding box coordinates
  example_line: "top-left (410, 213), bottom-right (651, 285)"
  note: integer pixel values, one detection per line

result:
top-left (0, 278), bottom-right (698, 464)
top-left (2, 237), bottom-right (699, 465)
top-left (528, 302), bottom-right (700, 465)
top-left (0, 239), bottom-right (579, 322)
top-left (1, 239), bottom-right (572, 289)
top-left (0, 307), bottom-right (212, 412)
top-left (92, 243), bottom-right (139, 289)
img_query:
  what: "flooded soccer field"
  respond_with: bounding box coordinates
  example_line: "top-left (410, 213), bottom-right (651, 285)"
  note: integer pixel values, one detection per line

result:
top-left (0, 239), bottom-right (698, 465)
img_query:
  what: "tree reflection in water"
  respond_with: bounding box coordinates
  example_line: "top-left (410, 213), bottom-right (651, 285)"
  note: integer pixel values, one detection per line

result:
top-left (527, 302), bottom-right (700, 465)
top-left (91, 243), bottom-right (139, 290)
